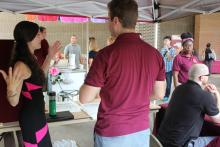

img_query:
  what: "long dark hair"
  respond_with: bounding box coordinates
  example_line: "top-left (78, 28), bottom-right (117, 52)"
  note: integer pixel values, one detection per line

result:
top-left (10, 21), bottom-right (45, 83)
top-left (181, 32), bottom-right (193, 46)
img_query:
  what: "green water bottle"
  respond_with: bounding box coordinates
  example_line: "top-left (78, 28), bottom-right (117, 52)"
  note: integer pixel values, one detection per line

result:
top-left (48, 91), bottom-right (56, 118)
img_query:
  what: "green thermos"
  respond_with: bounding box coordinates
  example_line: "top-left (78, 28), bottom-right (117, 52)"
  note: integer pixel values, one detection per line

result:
top-left (48, 91), bottom-right (56, 117)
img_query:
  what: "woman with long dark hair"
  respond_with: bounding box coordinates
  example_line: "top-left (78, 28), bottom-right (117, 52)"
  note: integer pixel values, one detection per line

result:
top-left (0, 21), bottom-right (61, 147)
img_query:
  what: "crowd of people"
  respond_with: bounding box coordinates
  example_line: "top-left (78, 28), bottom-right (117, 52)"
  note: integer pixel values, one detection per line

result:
top-left (0, 0), bottom-right (219, 147)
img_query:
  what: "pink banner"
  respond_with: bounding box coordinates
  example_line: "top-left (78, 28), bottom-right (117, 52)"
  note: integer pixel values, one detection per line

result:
top-left (25, 14), bottom-right (37, 21)
top-left (60, 16), bottom-right (89, 23)
top-left (38, 15), bottom-right (58, 21)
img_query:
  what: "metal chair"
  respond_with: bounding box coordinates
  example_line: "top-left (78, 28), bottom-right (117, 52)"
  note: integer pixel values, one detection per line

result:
top-left (150, 134), bottom-right (163, 147)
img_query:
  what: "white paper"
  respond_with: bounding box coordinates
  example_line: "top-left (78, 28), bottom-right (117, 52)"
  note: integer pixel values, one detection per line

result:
top-left (56, 102), bottom-right (81, 113)
top-left (69, 54), bottom-right (76, 68)
top-left (81, 102), bottom-right (100, 120)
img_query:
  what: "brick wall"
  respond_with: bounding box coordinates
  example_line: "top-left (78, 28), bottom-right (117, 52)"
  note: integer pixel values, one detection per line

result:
top-left (158, 16), bottom-right (195, 50)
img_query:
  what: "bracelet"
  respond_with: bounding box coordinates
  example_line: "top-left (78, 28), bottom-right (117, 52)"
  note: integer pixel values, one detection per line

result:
top-left (7, 90), bottom-right (17, 98)
top-left (7, 92), bottom-right (17, 98)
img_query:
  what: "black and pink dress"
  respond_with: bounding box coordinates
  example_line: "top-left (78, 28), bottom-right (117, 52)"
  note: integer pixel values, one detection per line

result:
top-left (19, 72), bottom-right (52, 147)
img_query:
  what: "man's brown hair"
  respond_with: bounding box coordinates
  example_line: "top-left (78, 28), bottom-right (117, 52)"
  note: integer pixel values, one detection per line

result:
top-left (108, 0), bottom-right (138, 29)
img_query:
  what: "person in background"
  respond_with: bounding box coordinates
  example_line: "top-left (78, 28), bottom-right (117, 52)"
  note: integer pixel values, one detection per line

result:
top-left (158, 64), bottom-right (220, 147)
top-left (34, 26), bottom-right (49, 66)
top-left (88, 37), bottom-right (99, 67)
top-left (0, 21), bottom-right (61, 147)
top-left (204, 43), bottom-right (216, 74)
top-left (64, 35), bottom-right (83, 68)
top-left (106, 36), bottom-right (115, 46)
top-left (79, 0), bottom-right (166, 146)
top-left (173, 32), bottom-right (198, 88)
top-left (160, 36), bottom-right (176, 101)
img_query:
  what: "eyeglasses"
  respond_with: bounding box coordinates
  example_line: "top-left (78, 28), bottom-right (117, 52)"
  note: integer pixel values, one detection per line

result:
top-left (202, 74), bottom-right (210, 77)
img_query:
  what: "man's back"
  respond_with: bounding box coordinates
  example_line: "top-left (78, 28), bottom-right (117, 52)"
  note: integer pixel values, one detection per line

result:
top-left (158, 80), bottom-right (218, 146)
top-left (85, 33), bottom-right (165, 136)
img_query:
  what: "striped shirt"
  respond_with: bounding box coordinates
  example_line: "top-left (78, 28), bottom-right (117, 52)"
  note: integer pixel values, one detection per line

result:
top-left (160, 47), bottom-right (176, 72)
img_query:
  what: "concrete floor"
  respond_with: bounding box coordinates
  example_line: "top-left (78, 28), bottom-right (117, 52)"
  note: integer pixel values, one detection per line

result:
top-left (1, 74), bottom-right (219, 147)
top-left (50, 122), bottom-right (96, 147)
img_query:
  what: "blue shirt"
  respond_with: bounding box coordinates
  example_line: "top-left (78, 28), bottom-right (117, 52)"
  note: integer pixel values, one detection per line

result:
top-left (160, 47), bottom-right (176, 72)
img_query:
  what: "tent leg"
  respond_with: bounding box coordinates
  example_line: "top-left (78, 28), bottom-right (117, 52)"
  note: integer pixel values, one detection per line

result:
top-left (154, 23), bottom-right (158, 49)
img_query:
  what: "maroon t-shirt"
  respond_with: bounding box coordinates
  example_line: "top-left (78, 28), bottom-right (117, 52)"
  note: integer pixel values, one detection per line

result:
top-left (172, 53), bottom-right (198, 84)
top-left (34, 39), bottom-right (49, 66)
top-left (85, 33), bottom-right (165, 136)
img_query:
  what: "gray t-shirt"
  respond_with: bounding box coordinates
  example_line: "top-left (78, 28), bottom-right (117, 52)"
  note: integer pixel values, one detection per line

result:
top-left (64, 43), bottom-right (81, 68)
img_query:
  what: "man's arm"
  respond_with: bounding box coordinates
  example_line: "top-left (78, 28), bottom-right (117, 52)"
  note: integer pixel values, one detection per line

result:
top-left (209, 113), bottom-right (220, 124)
top-left (205, 84), bottom-right (220, 123)
top-left (79, 84), bottom-right (100, 104)
top-left (150, 80), bottom-right (166, 100)
top-left (214, 90), bottom-right (220, 111)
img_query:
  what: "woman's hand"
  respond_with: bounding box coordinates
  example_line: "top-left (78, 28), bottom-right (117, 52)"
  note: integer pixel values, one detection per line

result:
top-left (0, 63), bottom-right (28, 106)
top-left (0, 67), bottom-right (23, 94)
top-left (48, 41), bottom-right (62, 59)
top-left (41, 41), bottom-right (61, 75)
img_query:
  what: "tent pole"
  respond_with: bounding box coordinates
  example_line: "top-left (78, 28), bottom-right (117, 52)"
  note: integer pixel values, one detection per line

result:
top-left (208, 6), bottom-right (220, 14)
top-left (86, 20), bottom-right (89, 73)
top-left (160, 5), bottom-right (205, 14)
top-left (17, 0), bottom-right (90, 17)
top-left (157, 0), bottom-right (201, 20)
top-left (154, 23), bottom-right (158, 49)
top-left (153, 22), bottom-right (158, 105)
top-left (151, 0), bottom-right (155, 21)
top-left (0, 8), bottom-right (13, 13)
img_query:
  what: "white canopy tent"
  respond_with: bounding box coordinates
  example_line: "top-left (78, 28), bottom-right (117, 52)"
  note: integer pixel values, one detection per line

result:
top-left (1, 0), bottom-right (220, 57)
top-left (0, 0), bottom-right (220, 22)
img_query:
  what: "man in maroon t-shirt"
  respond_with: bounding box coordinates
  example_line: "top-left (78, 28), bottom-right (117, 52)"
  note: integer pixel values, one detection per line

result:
top-left (34, 26), bottom-right (49, 66)
top-left (79, 0), bottom-right (166, 147)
